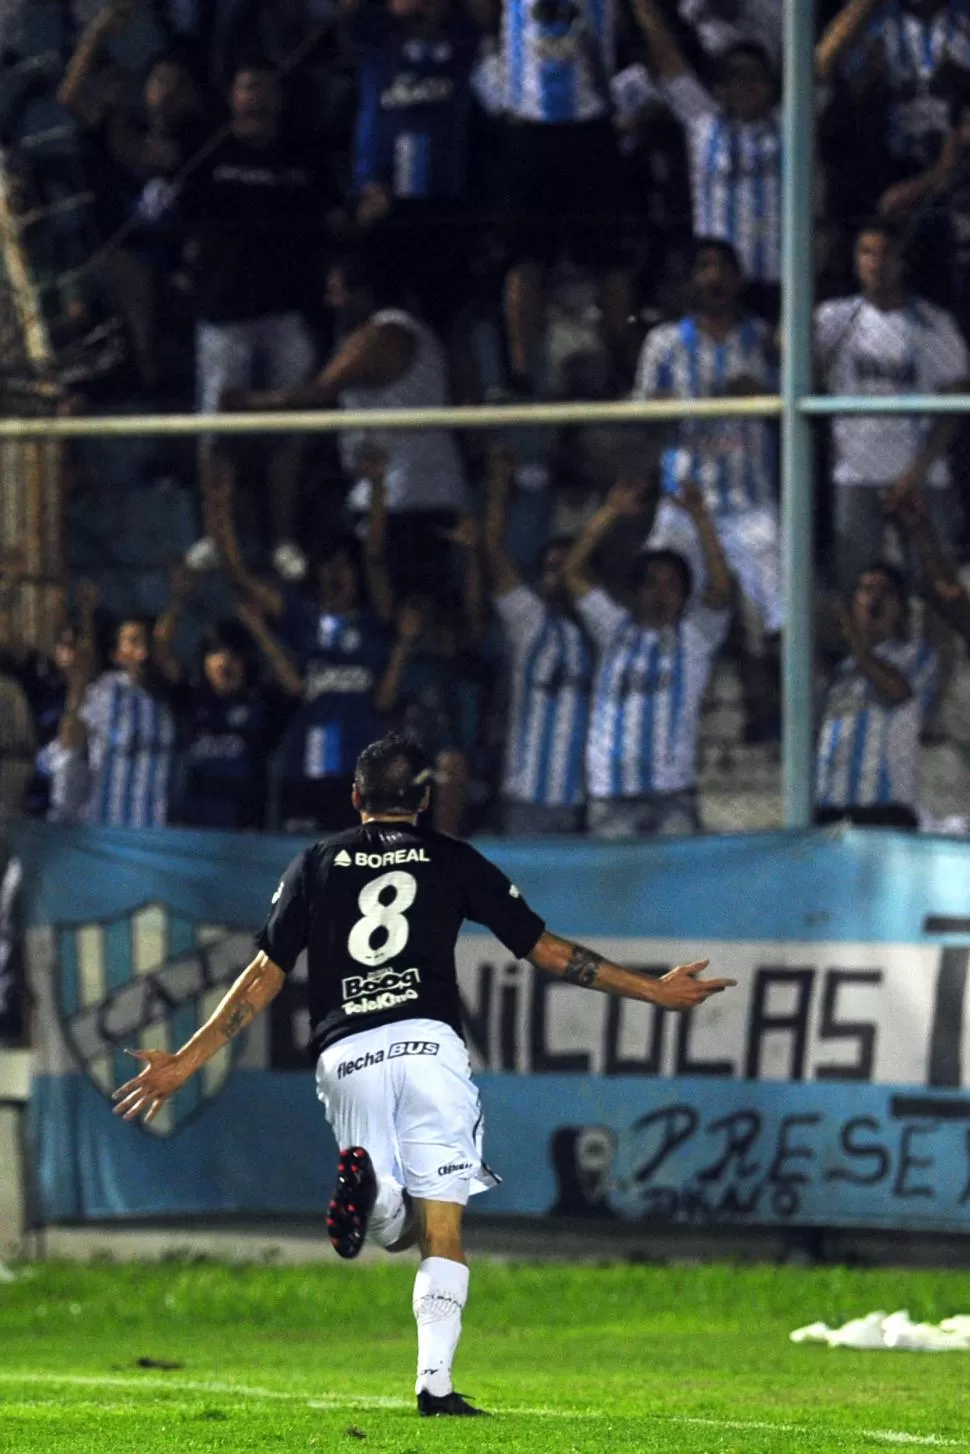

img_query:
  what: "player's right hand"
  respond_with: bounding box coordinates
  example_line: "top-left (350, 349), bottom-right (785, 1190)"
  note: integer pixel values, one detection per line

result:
top-left (112, 1049), bottom-right (191, 1125)
top-left (655, 960), bottom-right (736, 1011)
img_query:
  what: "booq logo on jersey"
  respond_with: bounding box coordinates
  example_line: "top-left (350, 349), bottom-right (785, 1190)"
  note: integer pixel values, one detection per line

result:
top-left (54, 902), bottom-right (254, 1138)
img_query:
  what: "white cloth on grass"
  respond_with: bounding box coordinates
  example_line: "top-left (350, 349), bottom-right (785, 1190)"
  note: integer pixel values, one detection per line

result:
top-left (791, 1310), bottom-right (970, 1352)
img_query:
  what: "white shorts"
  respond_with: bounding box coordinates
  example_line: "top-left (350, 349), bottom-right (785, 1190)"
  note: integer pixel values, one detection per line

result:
top-left (315, 1018), bottom-right (498, 1206)
top-left (196, 311), bottom-right (316, 413)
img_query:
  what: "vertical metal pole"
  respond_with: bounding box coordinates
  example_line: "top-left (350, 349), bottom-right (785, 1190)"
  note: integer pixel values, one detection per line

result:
top-left (781, 0), bottom-right (816, 827)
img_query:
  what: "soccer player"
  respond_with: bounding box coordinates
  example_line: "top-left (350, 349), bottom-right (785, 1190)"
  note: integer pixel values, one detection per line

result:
top-left (484, 446), bottom-right (592, 834)
top-left (112, 732), bottom-right (735, 1416)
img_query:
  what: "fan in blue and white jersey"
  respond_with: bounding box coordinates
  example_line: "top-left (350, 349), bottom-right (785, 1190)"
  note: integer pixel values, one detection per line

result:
top-left (819, 0), bottom-right (970, 171)
top-left (633, 0), bottom-right (781, 287)
top-left (678, 0), bottom-right (781, 65)
top-left (50, 617), bottom-right (176, 828)
top-left (503, 0), bottom-right (615, 124)
top-left (563, 477), bottom-right (731, 839)
top-left (634, 237), bottom-right (781, 635)
top-left (816, 562), bottom-right (939, 819)
top-left (484, 450), bottom-right (592, 834)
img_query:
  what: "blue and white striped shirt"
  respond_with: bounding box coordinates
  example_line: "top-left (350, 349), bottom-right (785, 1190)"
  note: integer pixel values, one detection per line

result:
top-left (579, 589), bottom-right (728, 799)
top-left (503, 0), bottom-right (615, 123)
top-left (816, 639), bottom-right (939, 811)
top-left (850, 0), bottom-right (970, 168)
top-left (496, 586), bottom-right (592, 807)
top-left (634, 314), bottom-right (777, 514)
top-left (79, 671), bottom-right (175, 827)
top-left (662, 73), bottom-right (781, 282)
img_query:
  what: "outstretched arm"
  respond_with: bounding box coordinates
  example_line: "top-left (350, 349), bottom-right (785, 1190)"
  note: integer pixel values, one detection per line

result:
top-left (674, 478), bottom-right (732, 610)
top-left (528, 931), bottom-right (735, 1011)
top-left (484, 446), bottom-right (524, 596)
top-left (837, 607), bottom-right (913, 706)
top-left (889, 487), bottom-right (970, 640)
top-left (152, 564), bottom-right (192, 685)
top-left (112, 952), bottom-right (286, 1125)
top-left (362, 451), bottom-right (396, 626)
top-left (58, 0), bottom-right (133, 125)
top-left (562, 478), bottom-right (649, 599)
top-left (879, 129), bottom-right (962, 220)
top-left (226, 323), bottom-right (415, 412)
top-left (629, 0), bottom-right (691, 80)
top-left (235, 600), bottom-right (304, 697)
top-left (206, 456), bottom-right (285, 620)
top-left (815, 0), bottom-right (883, 84)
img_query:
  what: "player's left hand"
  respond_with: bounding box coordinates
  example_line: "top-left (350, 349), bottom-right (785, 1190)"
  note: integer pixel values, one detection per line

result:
top-left (112, 1049), bottom-right (191, 1125)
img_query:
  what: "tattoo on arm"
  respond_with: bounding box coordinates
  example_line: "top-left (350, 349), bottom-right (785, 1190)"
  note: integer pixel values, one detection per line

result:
top-left (220, 999), bottom-right (256, 1043)
top-left (562, 944), bottom-right (604, 988)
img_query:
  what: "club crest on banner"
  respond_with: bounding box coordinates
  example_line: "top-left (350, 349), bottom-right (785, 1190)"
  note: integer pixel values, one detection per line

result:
top-left (54, 902), bottom-right (254, 1138)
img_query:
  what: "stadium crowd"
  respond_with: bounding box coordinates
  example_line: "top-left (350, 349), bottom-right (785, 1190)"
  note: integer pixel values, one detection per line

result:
top-left (2, 0), bottom-right (970, 838)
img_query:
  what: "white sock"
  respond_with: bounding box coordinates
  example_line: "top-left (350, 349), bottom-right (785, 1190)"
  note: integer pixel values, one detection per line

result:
top-left (368, 1175), bottom-right (407, 1249)
top-left (412, 1256), bottom-right (469, 1398)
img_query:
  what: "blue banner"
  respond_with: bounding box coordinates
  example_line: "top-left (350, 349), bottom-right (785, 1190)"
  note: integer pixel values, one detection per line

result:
top-left (14, 820), bottom-right (970, 1231)
top-left (478, 1077), bottom-right (970, 1229)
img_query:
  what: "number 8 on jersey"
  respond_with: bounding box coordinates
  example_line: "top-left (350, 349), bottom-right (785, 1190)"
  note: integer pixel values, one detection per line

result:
top-left (348, 871), bottom-right (418, 967)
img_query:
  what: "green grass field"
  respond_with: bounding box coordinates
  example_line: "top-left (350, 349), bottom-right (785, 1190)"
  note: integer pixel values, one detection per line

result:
top-left (2, 1258), bottom-right (970, 1452)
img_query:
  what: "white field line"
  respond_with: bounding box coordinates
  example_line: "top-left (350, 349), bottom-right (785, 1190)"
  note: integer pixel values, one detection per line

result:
top-left (669, 1416), bottom-right (966, 1447)
top-left (0, 1372), bottom-right (965, 1446)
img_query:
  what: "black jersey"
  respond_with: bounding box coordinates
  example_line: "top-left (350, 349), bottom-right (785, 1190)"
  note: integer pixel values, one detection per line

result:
top-left (257, 820), bottom-right (545, 1055)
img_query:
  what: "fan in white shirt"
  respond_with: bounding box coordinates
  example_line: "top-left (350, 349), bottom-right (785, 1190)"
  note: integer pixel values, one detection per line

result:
top-left (225, 254), bottom-right (468, 601)
top-left (562, 476), bottom-right (731, 839)
top-left (814, 218), bottom-right (970, 591)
